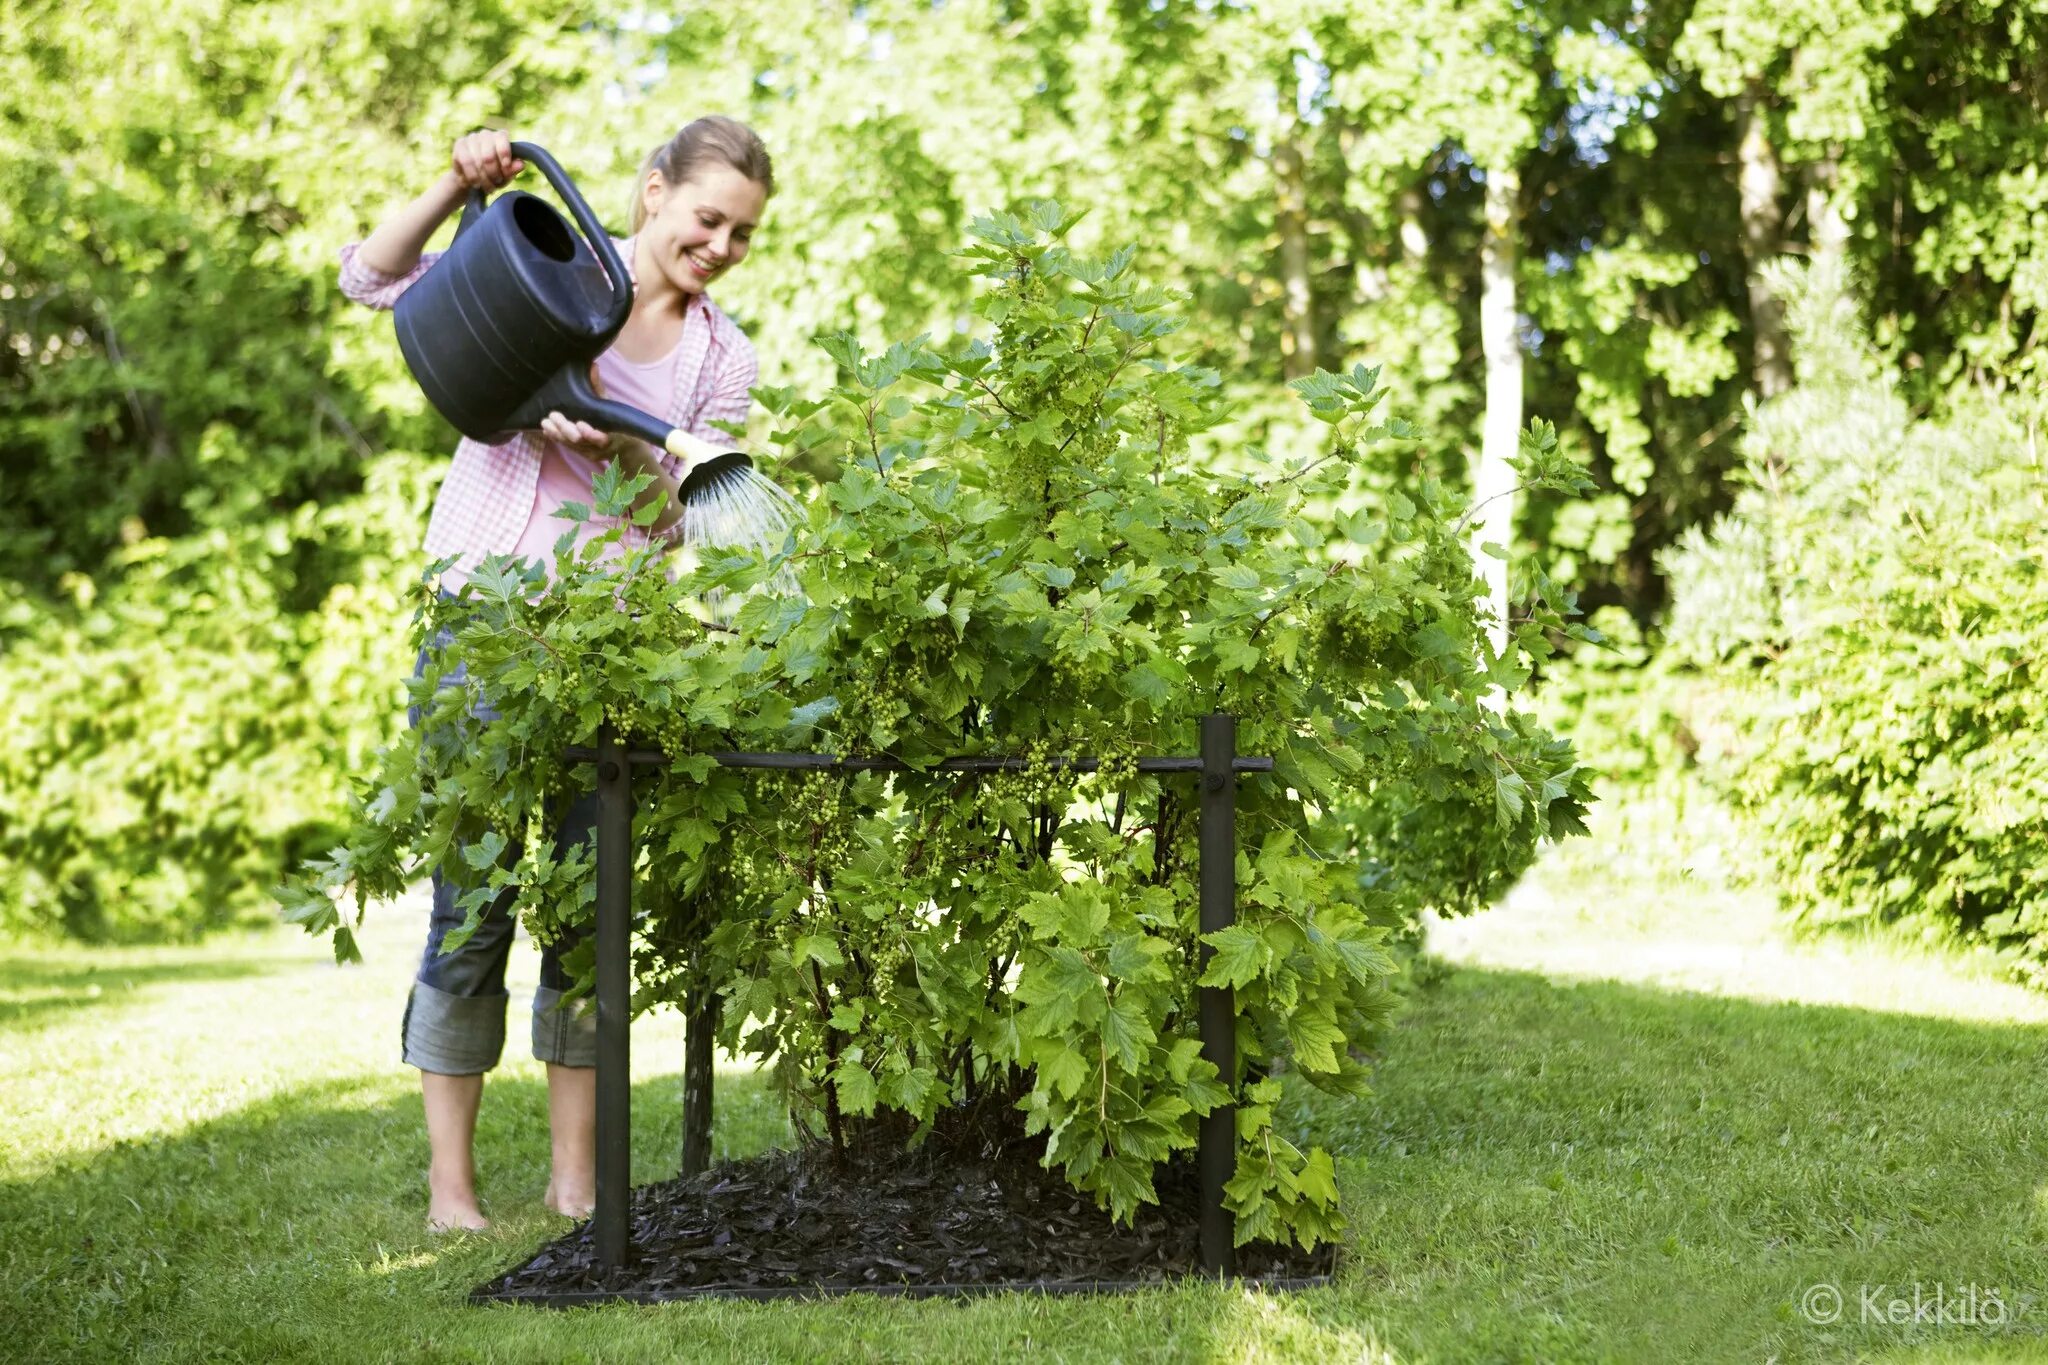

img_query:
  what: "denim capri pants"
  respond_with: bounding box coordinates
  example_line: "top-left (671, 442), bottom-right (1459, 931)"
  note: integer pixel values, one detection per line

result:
top-left (401, 622), bottom-right (598, 1075)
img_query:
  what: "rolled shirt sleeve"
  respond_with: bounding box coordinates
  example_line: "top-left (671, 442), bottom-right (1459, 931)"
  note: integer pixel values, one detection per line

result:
top-left (337, 241), bottom-right (443, 310)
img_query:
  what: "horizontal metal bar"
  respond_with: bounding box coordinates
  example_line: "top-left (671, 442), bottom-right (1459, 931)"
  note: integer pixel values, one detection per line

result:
top-left (561, 747), bottom-right (1274, 774)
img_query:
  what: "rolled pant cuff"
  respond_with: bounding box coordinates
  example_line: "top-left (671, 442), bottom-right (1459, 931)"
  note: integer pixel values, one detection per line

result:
top-left (402, 979), bottom-right (508, 1075)
top-left (532, 985), bottom-right (597, 1068)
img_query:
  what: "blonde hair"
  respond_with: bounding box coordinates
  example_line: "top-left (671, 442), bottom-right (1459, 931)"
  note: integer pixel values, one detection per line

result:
top-left (629, 116), bottom-right (776, 234)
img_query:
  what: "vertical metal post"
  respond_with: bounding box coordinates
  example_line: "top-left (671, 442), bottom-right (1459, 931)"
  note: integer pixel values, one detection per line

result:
top-left (1197, 711), bottom-right (1238, 1278)
top-left (680, 985), bottom-right (717, 1178)
top-left (594, 724), bottom-right (632, 1269)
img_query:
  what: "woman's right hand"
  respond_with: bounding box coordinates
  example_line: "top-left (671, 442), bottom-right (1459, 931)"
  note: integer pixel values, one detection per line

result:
top-left (449, 131), bottom-right (525, 192)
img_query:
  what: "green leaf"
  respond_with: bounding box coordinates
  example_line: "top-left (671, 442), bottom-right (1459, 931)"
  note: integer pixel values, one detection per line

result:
top-left (461, 830), bottom-right (508, 874)
top-left (1494, 771), bottom-right (1528, 828)
top-left (1119, 655), bottom-right (1186, 706)
top-left (1105, 932), bottom-right (1170, 983)
top-left (1039, 1047), bottom-right (1090, 1099)
top-left (1199, 923), bottom-right (1268, 989)
top-left (1101, 995), bottom-right (1155, 1071)
top-left (880, 1064), bottom-right (937, 1113)
top-left (832, 465), bottom-right (885, 512)
top-left (1017, 947), bottom-right (1105, 1033)
top-left (832, 1060), bottom-right (878, 1116)
top-left (1330, 931), bottom-right (1395, 987)
top-left (1285, 1008), bottom-right (1347, 1073)
top-left (793, 934), bottom-right (845, 969)
top-left (1297, 1148), bottom-right (1339, 1206)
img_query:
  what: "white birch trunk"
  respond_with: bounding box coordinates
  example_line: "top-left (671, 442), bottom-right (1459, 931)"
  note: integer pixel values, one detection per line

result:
top-left (1398, 186), bottom-right (1430, 265)
top-left (1736, 82), bottom-right (1793, 398)
top-left (1807, 155), bottom-right (1850, 271)
top-left (1473, 164), bottom-right (1521, 671)
top-left (1276, 138), bottom-right (1315, 379)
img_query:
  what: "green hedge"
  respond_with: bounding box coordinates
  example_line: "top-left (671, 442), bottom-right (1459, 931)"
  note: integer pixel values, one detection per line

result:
top-left (1662, 263), bottom-right (2048, 980)
top-left (0, 451), bottom-right (431, 941)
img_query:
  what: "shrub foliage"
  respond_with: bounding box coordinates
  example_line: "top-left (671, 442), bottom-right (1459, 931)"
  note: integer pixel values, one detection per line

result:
top-left (0, 451), bottom-right (431, 940)
top-left (286, 206), bottom-right (1591, 1246)
top-left (1664, 262), bottom-right (2048, 979)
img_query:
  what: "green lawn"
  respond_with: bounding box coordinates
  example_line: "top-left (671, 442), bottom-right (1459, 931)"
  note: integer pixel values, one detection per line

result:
top-left (7, 793), bottom-right (2048, 1362)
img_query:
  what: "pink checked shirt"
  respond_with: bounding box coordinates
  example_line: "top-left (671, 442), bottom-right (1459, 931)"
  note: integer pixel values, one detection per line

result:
top-left (336, 236), bottom-right (757, 580)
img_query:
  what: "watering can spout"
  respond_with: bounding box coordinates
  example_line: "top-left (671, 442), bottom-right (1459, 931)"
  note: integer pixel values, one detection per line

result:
top-left (525, 362), bottom-right (753, 502)
top-left (390, 140), bottom-right (753, 506)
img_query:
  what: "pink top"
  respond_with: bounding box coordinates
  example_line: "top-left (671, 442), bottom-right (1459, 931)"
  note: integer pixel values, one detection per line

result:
top-left (504, 340), bottom-right (683, 579)
top-left (336, 235), bottom-right (757, 583)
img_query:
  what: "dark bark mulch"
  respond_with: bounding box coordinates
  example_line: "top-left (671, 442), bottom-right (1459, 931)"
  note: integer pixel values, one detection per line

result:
top-left (473, 1144), bottom-right (1336, 1303)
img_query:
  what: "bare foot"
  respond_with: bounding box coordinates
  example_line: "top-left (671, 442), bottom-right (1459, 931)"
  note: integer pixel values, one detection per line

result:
top-left (427, 1200), bottom-right (490, 1232)
top-left (543, 1175), bottom-right (595, 1220)
top-left (428, 1168), bottom-right (489, 1232)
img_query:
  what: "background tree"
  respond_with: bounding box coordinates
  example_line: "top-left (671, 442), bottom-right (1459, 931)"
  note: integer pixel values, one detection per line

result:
top-left (7, 0), bottom-right (2048, 938)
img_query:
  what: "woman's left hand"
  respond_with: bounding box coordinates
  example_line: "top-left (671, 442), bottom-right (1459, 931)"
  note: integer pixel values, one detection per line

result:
top-left (539, 365), bottom-right (634, 457)
top-left (538, 410), bottom-right (619, 456)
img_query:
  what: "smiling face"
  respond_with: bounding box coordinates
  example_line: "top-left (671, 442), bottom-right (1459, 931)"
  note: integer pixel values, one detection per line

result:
top-left (637, 163), bottom-right (767, 299)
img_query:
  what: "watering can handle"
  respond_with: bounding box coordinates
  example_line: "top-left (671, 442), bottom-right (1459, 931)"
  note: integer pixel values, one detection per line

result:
top-left (449, 141), bottom-right (635, 338)
top-left (456, 187), bottom-right (488, 238)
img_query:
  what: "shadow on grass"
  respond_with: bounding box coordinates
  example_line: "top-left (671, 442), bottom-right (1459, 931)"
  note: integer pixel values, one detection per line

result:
top-left (8, 964), bottom-right (2048, 1361)
top-left (0, 1064), bottom-right (791, 1361)
top-left (1281, 964), bottom-right (2048, 1361)
top-left (0, 955), bottom-right (292, 1031)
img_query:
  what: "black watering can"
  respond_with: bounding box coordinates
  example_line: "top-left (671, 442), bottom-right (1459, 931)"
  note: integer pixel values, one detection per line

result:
top-left (392, 141), bottom-right (751, 504)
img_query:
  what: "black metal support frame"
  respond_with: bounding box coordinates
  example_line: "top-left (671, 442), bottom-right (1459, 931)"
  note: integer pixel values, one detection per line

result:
top-left (570, 712), bottom-right (1268, 1281)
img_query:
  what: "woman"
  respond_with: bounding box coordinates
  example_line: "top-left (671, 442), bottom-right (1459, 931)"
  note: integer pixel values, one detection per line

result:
top-left (338, 118), bottom-right (773, 1230)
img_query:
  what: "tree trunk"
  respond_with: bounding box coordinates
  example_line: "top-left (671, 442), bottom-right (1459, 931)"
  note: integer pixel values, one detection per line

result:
top-left (1336, 127), bottom-right (1389, 303)
top-left (1398, 186), bottom-right (1429, 266)
top-left (1345, 182), bottom-right (1427, 306)
top-left (1276, 137), bottom-right (1315, 379)
top-left (1472, 164), bottom-right (1521, 669)
top-left (1735, 81), bottom-right (1793, 398)
top-left (1806, 152), bottom-right (1850, 272)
